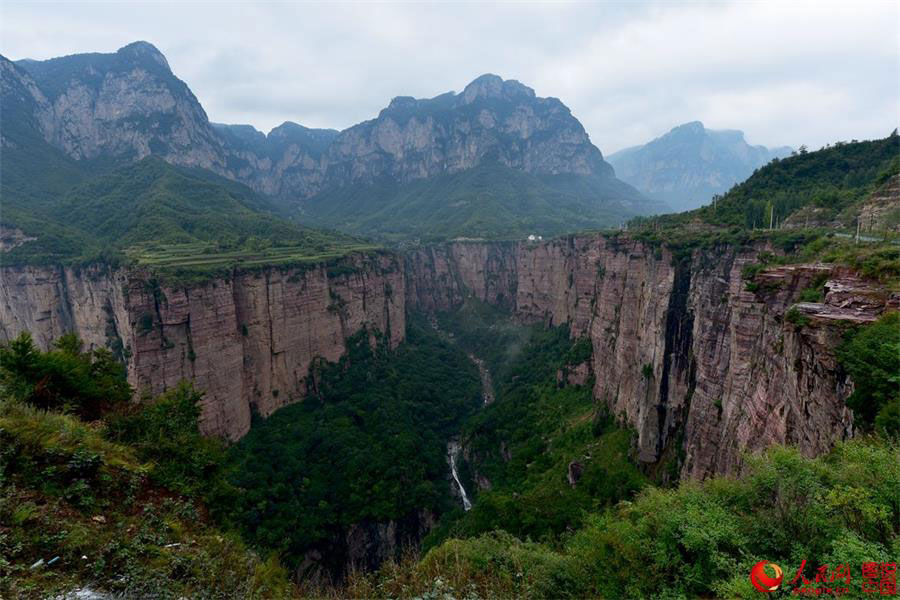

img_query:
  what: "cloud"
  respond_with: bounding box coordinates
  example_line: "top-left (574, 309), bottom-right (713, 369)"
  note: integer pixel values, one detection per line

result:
top-left (1, 1), bottom-right (897, 153)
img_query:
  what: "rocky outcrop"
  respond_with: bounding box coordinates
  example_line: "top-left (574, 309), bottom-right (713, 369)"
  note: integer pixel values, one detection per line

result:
top-left (0, 226), bottom-right (37, 251)
top-left (859, 174), bottom-right (900, 233)
top-left (11, 43), bottom-right (228, 172)
top-left (406, 236), bottom-right (896, 479)
top-left (781, 206), bottom-right (843, 229)
top-left (297, 510), bottom-right (435, 583)
top-left (212, 121), bottom-right (338, 200)
top-left (7, 44), bottom-right (645, 211)
top-left (0, 255), bottom-right (404, 440)
top-left (320, 74), bottom-right (612, 190)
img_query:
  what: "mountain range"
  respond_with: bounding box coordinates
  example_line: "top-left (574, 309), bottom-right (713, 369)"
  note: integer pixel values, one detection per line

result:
top-left (608, 121), bottom-right (792, 212)
top-left (2, 41), bottom-right (668, 243)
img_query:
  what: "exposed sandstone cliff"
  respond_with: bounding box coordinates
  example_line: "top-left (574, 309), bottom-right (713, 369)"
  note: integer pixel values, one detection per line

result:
top-left (859, 174), bottom-right (900, 233)
top-left (0, 234), bottom-right (890, 476)
top-left (405, 236), bottom-right (895, 479)
top-left (0, 255), bottom-right (404, 440)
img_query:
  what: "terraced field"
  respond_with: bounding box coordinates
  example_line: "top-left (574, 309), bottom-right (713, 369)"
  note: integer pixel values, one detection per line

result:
top-left (125, 241), bottom-right (381, 271)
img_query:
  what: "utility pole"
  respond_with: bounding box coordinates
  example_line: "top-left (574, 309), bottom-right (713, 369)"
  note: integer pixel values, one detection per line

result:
top-left (855, 216), bottom-right (860, 244)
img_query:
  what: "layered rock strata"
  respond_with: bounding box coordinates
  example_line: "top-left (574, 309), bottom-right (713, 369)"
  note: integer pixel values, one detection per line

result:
top-left (0, 255), bottom-right (404, 440)
top-left (1, 234), bottom-right (892, 478)
top-left (405, 236), bottom-right (896, 479)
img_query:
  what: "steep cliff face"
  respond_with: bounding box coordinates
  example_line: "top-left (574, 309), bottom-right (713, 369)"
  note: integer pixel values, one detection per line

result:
top-left (0, 255), bottom-right (404, 440)
top-left (213, 121), bottom-right (338, 200)
top-left (0, 234), bottom-right (888, 474)
top-left (322, 74), bottom-right (611, 190)
top-left (7, 45), bottom-right (624, 203)
top-left (406, 236), bottom-right (894, 479)
top-left (13, 42), bottom-right (227, 172)
top-left (298, 510), bottom-right (435, 583)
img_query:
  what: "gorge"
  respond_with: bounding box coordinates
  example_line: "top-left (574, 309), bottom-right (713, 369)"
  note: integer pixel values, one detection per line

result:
top-left (2, 233), bottom-right (891, 478)
top-left (1, 34), bottom-right (897, 599)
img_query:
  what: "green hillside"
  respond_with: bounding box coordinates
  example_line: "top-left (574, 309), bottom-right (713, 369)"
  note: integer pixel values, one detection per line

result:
top-left (632, 132), bottom-right (899, 230)
top-left (300, 162), bottom-right (665, 242)
top-left (0, 334), bottom-right (297, 598)
top-left (1, 156), bottom-right (376, 274)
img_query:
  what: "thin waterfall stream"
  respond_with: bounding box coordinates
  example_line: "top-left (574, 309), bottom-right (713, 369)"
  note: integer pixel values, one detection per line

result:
top-left (429, 314), bottom-right (493, 511)
top-left (447, 439), bottom-right (472, 511)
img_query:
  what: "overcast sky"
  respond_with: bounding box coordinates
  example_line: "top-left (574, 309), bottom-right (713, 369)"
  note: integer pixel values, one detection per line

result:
top-left (2, 1), bottom-right (897, 154)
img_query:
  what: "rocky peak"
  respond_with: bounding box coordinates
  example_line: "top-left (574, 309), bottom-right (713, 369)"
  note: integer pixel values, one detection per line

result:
top-left (323, 72), bottom-right (611, 189)
top-left (13, 40), bottom-right (224, 169)
top-left (268, 122), bottom-right (339, 156)
top-left (460, 73), bottom-right (535, 104)
top-left (0, 54), bottom-right (53, 141)
top-left (668, 120), bottom-right (706, 138)
top-left (116, 41), bottom-right (171, 72)
top-left (9, 43), bottom-right (634, 211)
top-left (211, 122), bottom-right (267, 152)
top-left (386, 95), bottom-right (418, 110)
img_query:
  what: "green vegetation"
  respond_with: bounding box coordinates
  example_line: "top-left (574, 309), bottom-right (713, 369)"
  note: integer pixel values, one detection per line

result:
top-left (302, 162), bottom-right (656, 242)
top-left (624, 135), bottom-right (900, 292)
top-left (3, 303), bottom-right (898, 598)
top-left (105, 382), bottom-right (233, 500)
top-left (0, 336), bottom-right (295, 599)
top-left (738, 233), bottom-right (900, 290)
top-left (1, 155), bottom-right (377, 276)
top-left (335, 437), bottom-right (900, 599)
top-left (423, 319), bottom-right (646, 549)
top-left (222, 317), bottom-right (482, 574)
top-left (0, 333), bottom-right (131, 421)
top-left (785, 306), bottom-right (811, 327)
top-left (434, 296), bottom-right (536, 377)
top-left (838, 312), bottom-right (900, 436)
top-left (632, 133), bottom-right (899, 230)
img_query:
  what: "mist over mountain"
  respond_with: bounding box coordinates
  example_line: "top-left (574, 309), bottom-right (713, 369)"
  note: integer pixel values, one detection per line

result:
top-left (4, 42), bottom-right (665, 240)
top-left (607, 121), bottom-right (792, 212)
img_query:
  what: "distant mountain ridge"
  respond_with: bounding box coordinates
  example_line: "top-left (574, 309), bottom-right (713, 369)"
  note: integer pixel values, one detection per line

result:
top-left (608, 121), bottom-right (792, 212)
top-left (2, 41), bottom-right (666, 241)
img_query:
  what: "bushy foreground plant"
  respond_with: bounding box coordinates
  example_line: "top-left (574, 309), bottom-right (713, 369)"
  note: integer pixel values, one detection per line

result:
top-left (0, 334), bottom-right (293, 599)
top-left (0, 332), bottom-right (130, 420)
top-left (838, 312), bottom-right (900, 435)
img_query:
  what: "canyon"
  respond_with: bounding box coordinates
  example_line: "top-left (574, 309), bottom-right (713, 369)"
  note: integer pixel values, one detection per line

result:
top-left (2, 235), bottom-right (893, 478)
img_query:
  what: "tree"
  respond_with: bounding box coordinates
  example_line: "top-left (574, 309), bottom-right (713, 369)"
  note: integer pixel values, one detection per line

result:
top-left (0, 331), bottom-right (132, 420)
top-left (837, 313), bottom-right (900, 435)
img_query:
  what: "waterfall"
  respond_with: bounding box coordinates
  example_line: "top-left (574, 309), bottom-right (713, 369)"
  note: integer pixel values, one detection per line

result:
top-left (429, 316), bottom-right (485, 511)
top-left (447, 440), bottom-right (472, 511)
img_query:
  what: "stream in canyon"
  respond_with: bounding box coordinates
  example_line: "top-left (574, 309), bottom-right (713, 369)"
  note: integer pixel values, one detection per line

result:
top-left (429, 313), bottom-right (493, 511)
top-left (446, 346), bottom-right (493, 510)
